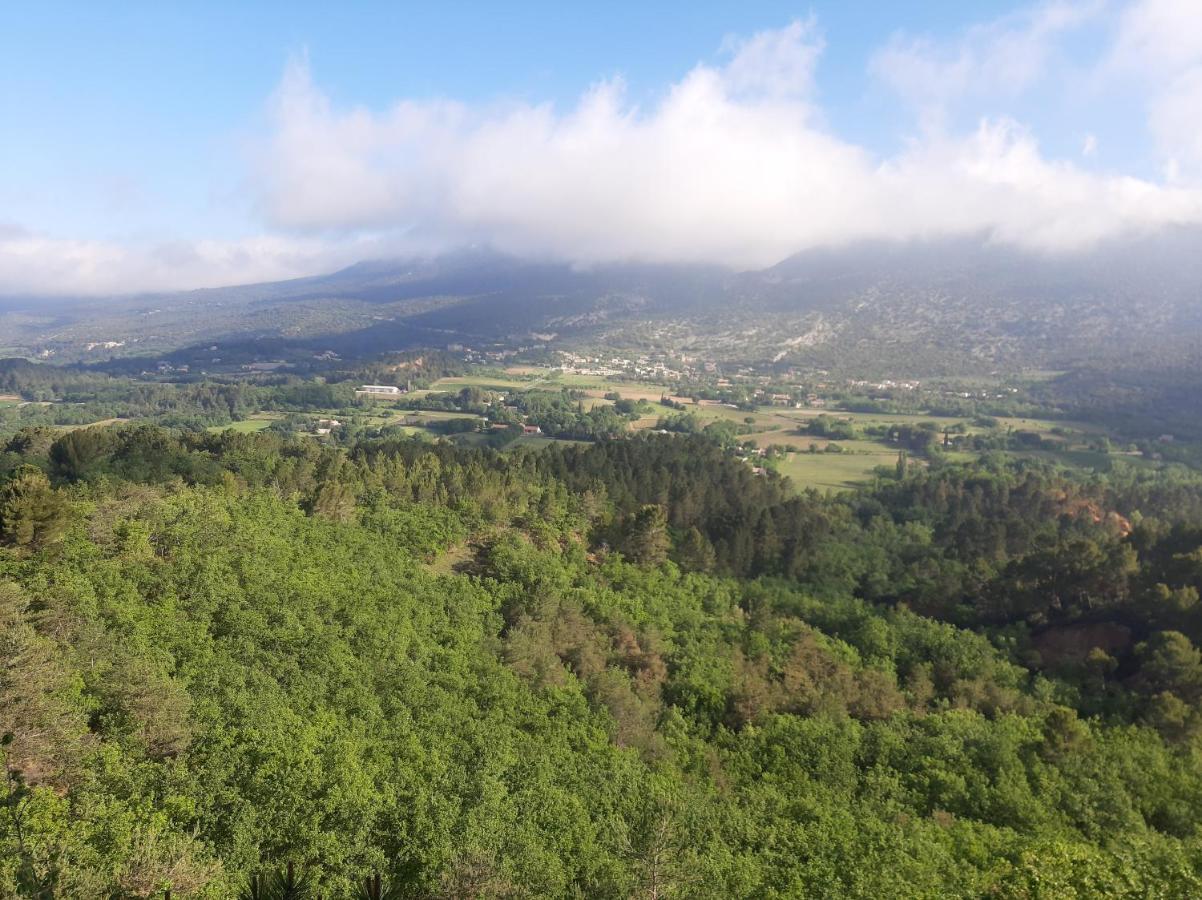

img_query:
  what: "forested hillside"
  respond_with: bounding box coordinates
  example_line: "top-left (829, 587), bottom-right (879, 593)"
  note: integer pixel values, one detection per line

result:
top-left (4, 428), bottom-right (1202, 896)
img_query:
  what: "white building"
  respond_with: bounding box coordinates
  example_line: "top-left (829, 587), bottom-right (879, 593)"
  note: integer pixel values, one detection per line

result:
top-left (355, 384), bottom-right (404, 396)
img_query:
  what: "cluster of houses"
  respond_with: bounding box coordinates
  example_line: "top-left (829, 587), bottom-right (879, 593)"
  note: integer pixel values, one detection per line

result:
top-left (488, 422), bottom-right (543, 435)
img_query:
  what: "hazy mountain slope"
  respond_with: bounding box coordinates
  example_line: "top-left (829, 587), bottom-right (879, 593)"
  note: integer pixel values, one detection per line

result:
top-left (3, 230), bottom-right (1201, 372)
top-left (583, 230), bottom-right (1202, 373)
top-left (0, 251), bottom-right (731, 361)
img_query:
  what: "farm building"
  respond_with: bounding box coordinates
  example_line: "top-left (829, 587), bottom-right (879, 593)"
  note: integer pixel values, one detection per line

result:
top-left (356, 384), bottom-right (404, 396)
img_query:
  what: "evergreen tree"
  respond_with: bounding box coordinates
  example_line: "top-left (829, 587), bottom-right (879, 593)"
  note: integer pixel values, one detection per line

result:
top-left (619, 505), bottom-right (670, 566)
top-left (0, 466), bottom-right (69, 548)
top-left (676, 526), bottom-right (716, 572)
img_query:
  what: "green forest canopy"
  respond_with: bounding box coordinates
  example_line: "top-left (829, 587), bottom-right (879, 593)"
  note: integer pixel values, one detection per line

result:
top-left (3, 426), bottom-right (1202, 896)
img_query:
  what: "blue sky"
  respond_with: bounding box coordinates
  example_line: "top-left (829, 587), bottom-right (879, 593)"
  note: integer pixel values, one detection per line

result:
top-left (2, 2), bottom-right (1010, 239)
top-left (2, 1), bottom-right (1201, 293)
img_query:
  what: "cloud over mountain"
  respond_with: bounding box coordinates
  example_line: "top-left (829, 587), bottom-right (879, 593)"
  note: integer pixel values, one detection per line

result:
top-left (256, 5), bottom-right (1202, 269)
top-left (6, 1), bottom-right (1202, 295)
top-left (0, 229), bottom-right (373, 296)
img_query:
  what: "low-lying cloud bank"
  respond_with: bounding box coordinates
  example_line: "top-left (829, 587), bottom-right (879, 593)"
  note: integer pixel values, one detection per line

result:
top-left (254, 4), bottom-right (1202, 270)
top-left (6, 0), bottom-right (1202, 295)
top-left (0, 228), bottom-right (368, 297)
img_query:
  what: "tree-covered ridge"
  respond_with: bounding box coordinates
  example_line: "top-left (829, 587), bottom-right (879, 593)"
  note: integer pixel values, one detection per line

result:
top-left (3, 427), bottom-right (1202, 896)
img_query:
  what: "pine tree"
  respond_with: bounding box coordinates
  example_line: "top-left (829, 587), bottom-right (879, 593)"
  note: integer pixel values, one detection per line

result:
top-left (0, 466), bottom-right (69, 548)
top-left (619, 505), bottom-right (670, 566)
top-left (676, 526), bottom-right (716, 572)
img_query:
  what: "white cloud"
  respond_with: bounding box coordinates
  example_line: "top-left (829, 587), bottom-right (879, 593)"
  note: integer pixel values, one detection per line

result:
top-left (1111, 0), bottom-right (1202, 73)
top-left (1150, 66), bottom-right (1202, 178)
top-left (877, 120), bottom-right (1202, 249)
top-left (256, 25), bottom-right (882, 267)
top-left (719, 17), bottom-right (825, 101)
top-left (10, 6), bottom-right (1202, 295)
top-left (1109, 0), bottom-right (1202, 175)
top-left (252, 15), bottom-right (1202, 270)
top-left (0, 228), bottom-right (373, 296)
top-left (870, 1), bottom-right (1101, 122)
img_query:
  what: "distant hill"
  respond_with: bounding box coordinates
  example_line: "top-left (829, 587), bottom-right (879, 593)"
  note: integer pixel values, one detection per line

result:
top-left (3, 230), bottom-right (1201, 374)
top-left (713, 229), bottom-right (1202, 373)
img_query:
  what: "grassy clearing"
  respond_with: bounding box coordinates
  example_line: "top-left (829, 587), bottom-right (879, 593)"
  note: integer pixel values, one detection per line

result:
top-left (505, 435), bottom-right (590, 451)
top-left (740, 429), bottom-right (826, 450)
top-left (942, 451), bottom-right (980, 464)
top-left (657, 402), bottom-right (1084, 441)
top-left (423, 542), bottom-right (477, 576)
top-left (1012, 447), bottom-right (1155, 472)
top-left (367, 410), bottom-right (483, 427)
top-left (583, 386), bottom-right (688, 404)
top-left (774, 449), bottom-right (898, 492)
top-left (774, 437), bottom-right (1119, 493)
top-left (427, 372), bottom-right (681, 402)
top-left (57, 418), bottom-right (128, 432)
top-left (501, 365), bottom-right (677, 390)
top-left (207, 413), bottom-right (283, 434)
top-left (992, 415), bottom-right (1099, 436)
top-left (403, 410), bottom-right (481, 422)
top-left (425, 375), bottom-right (532, 392)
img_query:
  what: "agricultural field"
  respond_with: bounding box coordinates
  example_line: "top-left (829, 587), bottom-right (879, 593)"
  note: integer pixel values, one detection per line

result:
top-left (50, 417), bottom-right (130, 433)
top-left (422, 370), bottom-right (679, 402)
top-left (773, 448), bottom-right (901, 491)
top-left (623, 397), bottom-right (1083, 439)
top-left (207, 413), bottom-right (283, 434)
top-left (365, 370), bottom-right (1127, 494)
top-left (771, 437), bottom-right (1124, 493)
top-left (352, 409), bottom-right (484, 428)
top-left (506, 435), bottom-right (591, 451)
top-left (417, 374), bottom-right (533, 393)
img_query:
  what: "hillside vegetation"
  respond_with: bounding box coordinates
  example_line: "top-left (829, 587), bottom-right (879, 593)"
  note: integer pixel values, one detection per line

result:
top-left (2, 428), bottom-right (1202, 896)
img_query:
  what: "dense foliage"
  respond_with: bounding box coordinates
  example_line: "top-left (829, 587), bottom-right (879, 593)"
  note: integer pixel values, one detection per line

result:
top-left (3, 427), bottom-right (1202, 896)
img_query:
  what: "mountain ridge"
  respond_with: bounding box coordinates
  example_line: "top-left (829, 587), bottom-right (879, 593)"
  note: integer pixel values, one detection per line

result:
top-left (3, 230), bottom-right (1200, 373)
